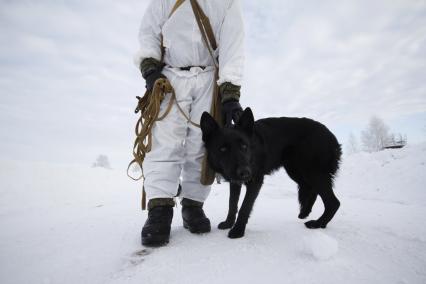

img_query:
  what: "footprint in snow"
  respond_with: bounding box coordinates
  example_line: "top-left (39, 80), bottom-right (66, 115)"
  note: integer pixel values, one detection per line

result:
top-left (130, 249), bottom-right (151, 265)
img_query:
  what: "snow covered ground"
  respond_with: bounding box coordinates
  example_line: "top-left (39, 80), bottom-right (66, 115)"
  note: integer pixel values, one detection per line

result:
top-left (1, 143), bottom-right (425, 284)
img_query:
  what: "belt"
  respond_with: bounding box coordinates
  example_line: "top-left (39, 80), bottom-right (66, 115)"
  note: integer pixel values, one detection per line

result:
top-left (179, 66), bottom-right (207, 71)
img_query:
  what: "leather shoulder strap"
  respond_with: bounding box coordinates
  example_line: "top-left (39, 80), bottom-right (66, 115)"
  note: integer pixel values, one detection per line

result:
top-left (190, 0), bottom-right (218, 68)
top-left (190, 0), bottom-right (217, 49)
top-left (161, 0), bottom-right (218, 68)
top-left (169, 0), bottom-right (186, 17)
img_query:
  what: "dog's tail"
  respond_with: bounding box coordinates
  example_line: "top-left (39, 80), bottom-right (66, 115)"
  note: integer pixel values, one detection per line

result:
top-left (329, 143), bottom-right (342, 176)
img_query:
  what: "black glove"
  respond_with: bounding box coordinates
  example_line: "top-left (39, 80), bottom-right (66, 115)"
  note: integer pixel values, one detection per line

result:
top-left (222, 100), bottom-right (243, 127)
top-left (220, 82), bottom-right (242, 127)
top-left (140, 58), bottom-right (166, 92)
top-left (144, 68), bottom-right (166, 92)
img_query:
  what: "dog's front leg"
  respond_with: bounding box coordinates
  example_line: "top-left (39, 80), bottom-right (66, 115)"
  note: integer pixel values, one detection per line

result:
top-left (218, 183), bottom-right (242, 229)
top-left (228, 180), bottom-right (262, 239)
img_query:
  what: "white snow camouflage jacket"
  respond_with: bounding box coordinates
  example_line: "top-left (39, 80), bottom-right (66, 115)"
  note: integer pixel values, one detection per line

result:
top-left (135, 0), bottom-right (245, 86)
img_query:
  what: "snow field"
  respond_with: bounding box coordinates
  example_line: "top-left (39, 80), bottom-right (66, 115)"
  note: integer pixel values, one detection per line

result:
top-left (0, 143), bottom-right (425, 283)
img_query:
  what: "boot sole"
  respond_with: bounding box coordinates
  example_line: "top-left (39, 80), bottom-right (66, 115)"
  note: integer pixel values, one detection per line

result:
top-left (141, 234), bottom-right (170, 247)
top-left (183, 220), bottom-right (211, 234)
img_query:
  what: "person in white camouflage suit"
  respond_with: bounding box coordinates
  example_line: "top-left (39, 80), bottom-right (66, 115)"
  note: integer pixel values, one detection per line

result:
top-left (135, 0), bottom-right (244, 246)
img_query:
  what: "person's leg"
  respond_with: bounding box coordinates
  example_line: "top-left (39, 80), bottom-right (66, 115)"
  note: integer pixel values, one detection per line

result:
top-left (180, 70), bottom-right (215, 202)
top-left (179, 70), bottom-right (215, 234)
top-left (143, 71), bottom-right (192, 201)
top-left (142, 70), bottom-right (192, 246)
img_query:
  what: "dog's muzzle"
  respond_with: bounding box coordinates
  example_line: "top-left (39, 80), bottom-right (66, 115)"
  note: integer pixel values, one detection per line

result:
top-left (236, 166), bottom-right (251, 182)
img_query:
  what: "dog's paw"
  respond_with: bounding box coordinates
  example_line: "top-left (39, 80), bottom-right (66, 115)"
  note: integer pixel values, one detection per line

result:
top-left (218, 220), bottom-right (234, 230)
top-left (304, 220), bottom-right (327, 229)
top-left (228, 226), bottom-right (245, 239)
top-left (298, 211), bottom-right (310, 219)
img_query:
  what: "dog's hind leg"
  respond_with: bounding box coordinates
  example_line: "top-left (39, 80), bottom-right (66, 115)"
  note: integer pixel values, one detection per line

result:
top-left (218, 183), bottom-right (242, 229)
top-left (298, 184), bottom-right (317, 219)
top-left (283, 163), bottom-right (317, 219)
top-left (228, 180), bottom-right (263, 238)
top-left (304, 174), bottom-right (340, 229)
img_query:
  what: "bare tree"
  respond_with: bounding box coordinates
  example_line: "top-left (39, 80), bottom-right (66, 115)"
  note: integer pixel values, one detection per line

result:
top-left (361, 116), bottom-right (389, 152)
top-left (346, 132), bottom-right (359, 155)
top-left (92, 154), bottom-right (111, 169)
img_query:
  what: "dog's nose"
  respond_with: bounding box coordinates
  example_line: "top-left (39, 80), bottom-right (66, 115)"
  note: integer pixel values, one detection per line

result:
top-left (237, 167), bottom-right (251, 180)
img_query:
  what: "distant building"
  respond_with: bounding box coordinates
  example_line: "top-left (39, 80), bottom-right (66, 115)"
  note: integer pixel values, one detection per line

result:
top-left (383, 134), bottom-right (407, 149)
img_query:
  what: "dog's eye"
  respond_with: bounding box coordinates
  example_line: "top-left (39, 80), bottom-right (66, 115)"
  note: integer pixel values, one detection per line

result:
top-left (219, 146), bottom-right (227, 153)
top-left (241, 144), bottom-right (248, 151)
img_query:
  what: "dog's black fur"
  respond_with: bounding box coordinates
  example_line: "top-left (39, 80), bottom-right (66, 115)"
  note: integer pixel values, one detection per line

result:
top-left (200, 108), bottom-right (342, 238)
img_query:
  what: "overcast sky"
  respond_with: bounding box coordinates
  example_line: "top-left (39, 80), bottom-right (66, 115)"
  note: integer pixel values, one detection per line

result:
top-left (0, 0), bottom-right (425, 167)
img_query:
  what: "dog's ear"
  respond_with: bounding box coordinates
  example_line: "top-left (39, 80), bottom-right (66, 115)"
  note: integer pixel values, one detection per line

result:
top-left (237, 107), bottom-right (254, 137)
top-left (200, 112), bottom-right (219, 142)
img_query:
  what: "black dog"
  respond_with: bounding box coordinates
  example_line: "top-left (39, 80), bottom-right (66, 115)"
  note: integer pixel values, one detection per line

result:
top-left (200, 108), bottom-right (341, 239)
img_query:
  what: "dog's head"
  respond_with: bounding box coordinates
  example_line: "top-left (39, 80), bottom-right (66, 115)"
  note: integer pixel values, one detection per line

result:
top-left (200, 107), bottom-right (255, 184)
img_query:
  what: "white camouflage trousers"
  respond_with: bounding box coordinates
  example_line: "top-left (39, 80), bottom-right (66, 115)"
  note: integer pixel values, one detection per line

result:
top-left (143, 66), bottom-right (214, 202)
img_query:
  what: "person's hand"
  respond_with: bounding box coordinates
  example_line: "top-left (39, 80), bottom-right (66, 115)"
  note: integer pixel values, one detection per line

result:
top-left (144, 69), bottom-right (166, 92)
top-left (222, 100), bottom-right (243, 127)
top-left (140, 58), bottom-right (165, 92)
top-left (219, 82), bottom-right (242, 127)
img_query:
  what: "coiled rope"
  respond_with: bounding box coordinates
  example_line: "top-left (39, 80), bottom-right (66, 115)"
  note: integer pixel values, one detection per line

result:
top-left (127, 77), bottom-right (201, 209)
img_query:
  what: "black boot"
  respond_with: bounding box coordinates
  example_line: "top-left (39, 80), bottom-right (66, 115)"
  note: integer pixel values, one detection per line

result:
top-left (141, 198), bottom-right (174, 246)
top-left (181, 198), bottom-right (211, 234)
